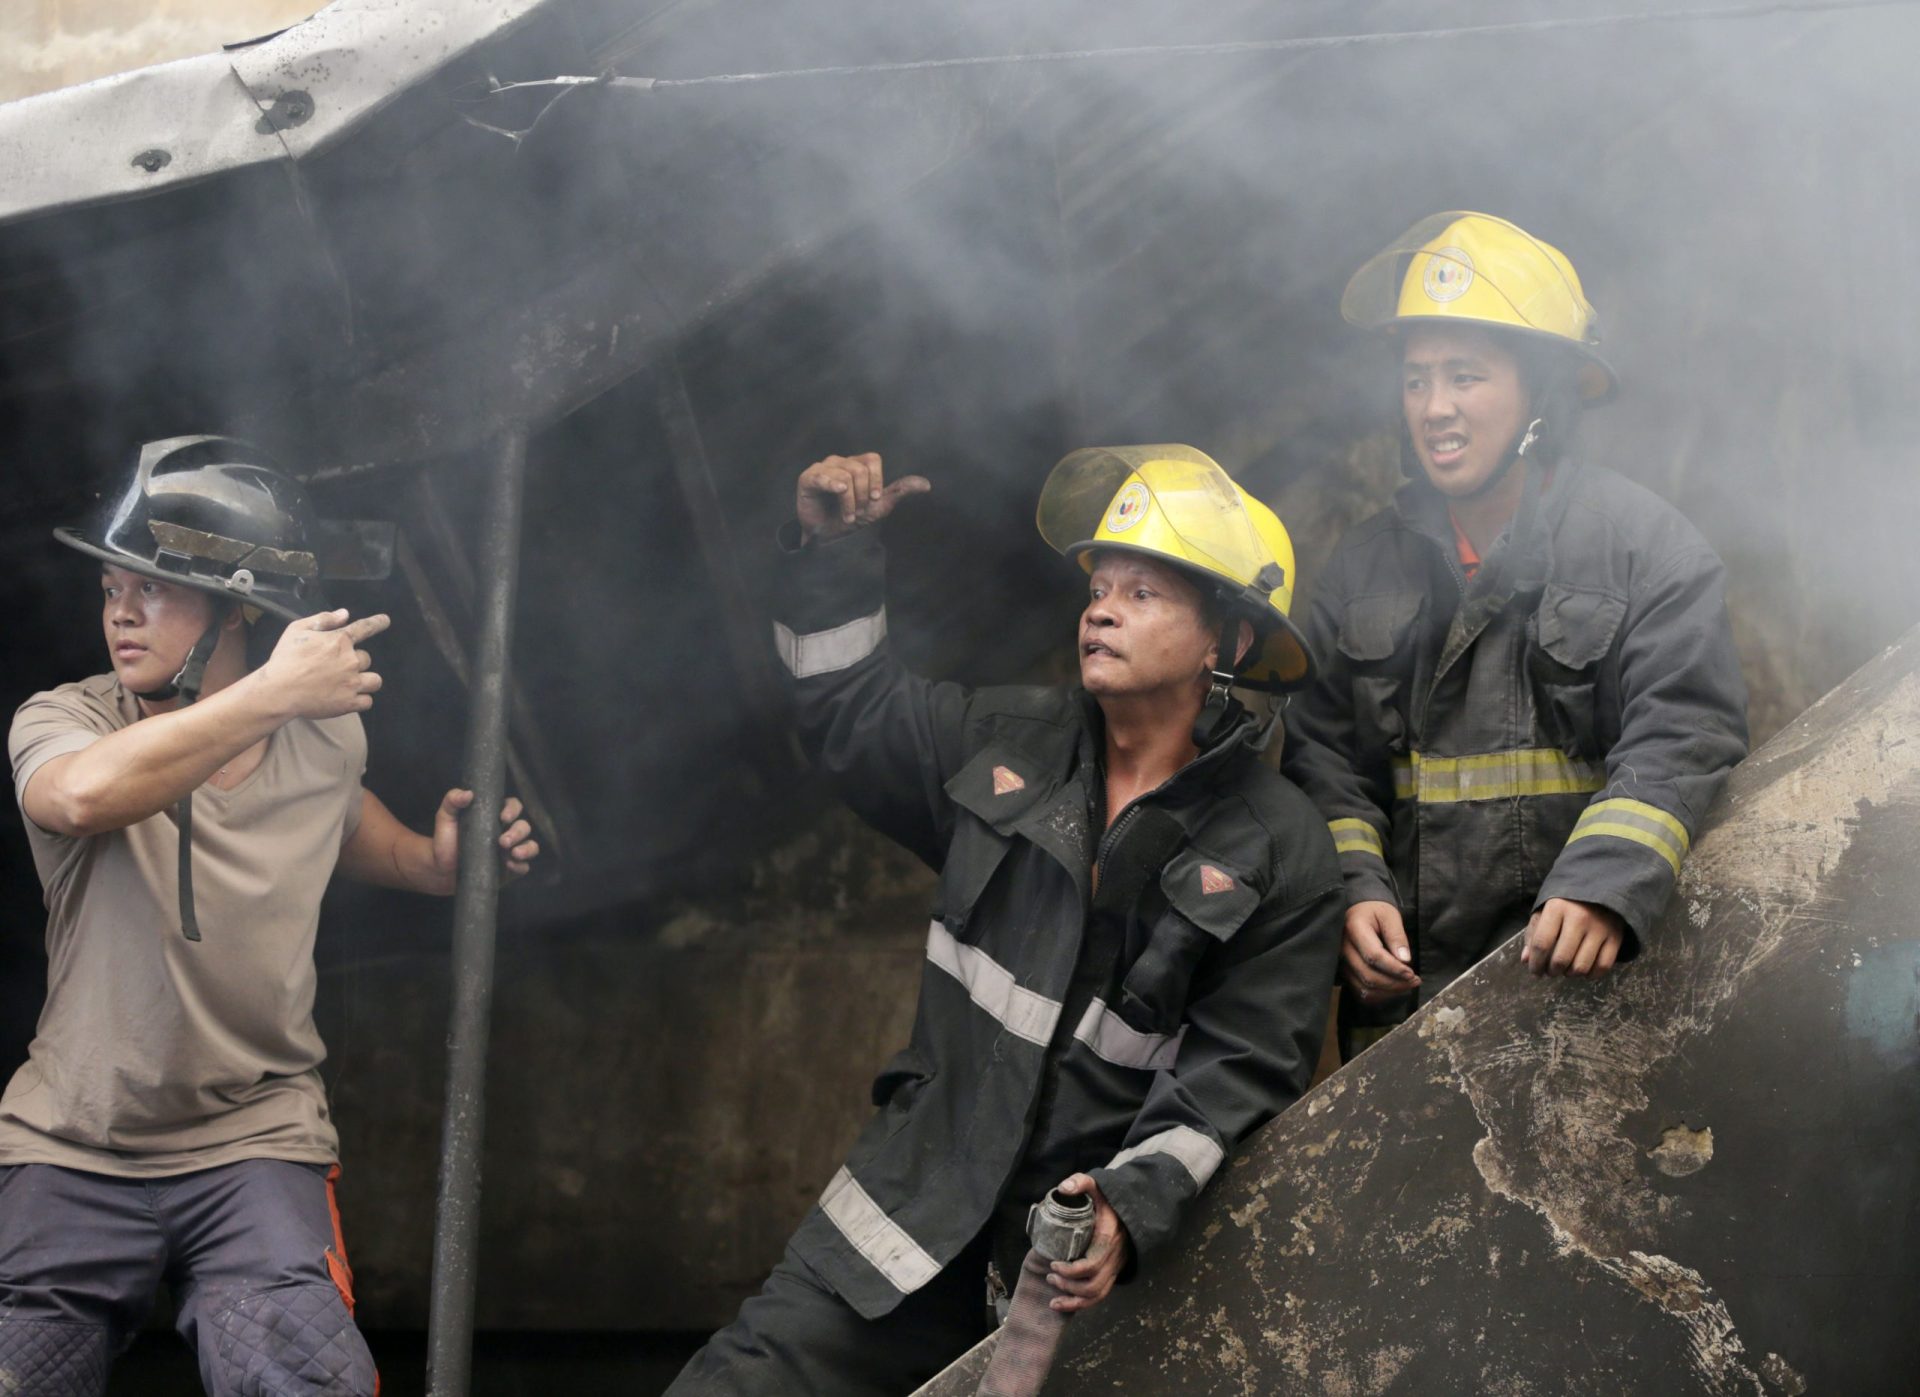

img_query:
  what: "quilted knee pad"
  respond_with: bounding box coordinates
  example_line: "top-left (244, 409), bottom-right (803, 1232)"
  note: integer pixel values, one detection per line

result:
top-left (0, 1319), bottom-right (109, 1397)
top-left (204, 1283), bottom-right (376, 1397)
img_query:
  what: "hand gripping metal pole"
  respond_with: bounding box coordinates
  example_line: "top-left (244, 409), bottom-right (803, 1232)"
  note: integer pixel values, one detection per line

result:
top-left (425, 429), bottom-right (528, 1397)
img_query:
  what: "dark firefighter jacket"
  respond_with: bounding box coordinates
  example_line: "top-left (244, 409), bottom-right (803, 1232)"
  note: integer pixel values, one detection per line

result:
top-left (1282, 460), bottom-right (1749, 1023)
top-left (770, 525), bottom-right (1344, 1320)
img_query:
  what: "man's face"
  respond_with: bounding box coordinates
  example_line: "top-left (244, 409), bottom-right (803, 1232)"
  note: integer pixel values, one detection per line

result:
top-left (1401, 325), bottom-right (1532, 498)
top-left (100, 565), bottom-right (217, 693)
top-left (1078, 551), bottom-right (1216, 700)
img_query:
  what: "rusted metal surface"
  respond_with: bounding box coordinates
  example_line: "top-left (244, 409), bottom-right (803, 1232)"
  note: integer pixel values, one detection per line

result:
top-left (921, 626), bottom-right (1920, 1395)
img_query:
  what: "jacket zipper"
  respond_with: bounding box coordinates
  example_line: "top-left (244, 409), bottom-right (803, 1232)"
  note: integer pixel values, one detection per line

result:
top-left (1091, 729), bottom-right (1242, 888)
top-left (1094, 802), bottom-right (1145, 890)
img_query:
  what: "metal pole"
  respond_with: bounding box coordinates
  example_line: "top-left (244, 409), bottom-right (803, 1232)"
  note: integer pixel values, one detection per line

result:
top-left (425, 429), bottom-right (528, 1396)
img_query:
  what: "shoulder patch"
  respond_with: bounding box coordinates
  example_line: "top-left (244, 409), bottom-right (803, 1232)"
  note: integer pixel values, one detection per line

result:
top-left (992, 765), bottom-right (1026, 796)
top-left (1198, 864), bottom-right (1236, 895)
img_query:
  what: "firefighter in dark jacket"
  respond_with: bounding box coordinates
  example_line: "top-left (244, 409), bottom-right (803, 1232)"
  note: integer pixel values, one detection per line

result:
top-left (670, 445), bottom-right (1345, 1394)
top-left (1282, 211), bottom-right (1749, 1051)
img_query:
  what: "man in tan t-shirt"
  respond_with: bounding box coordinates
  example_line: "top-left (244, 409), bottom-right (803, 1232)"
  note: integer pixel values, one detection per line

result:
top-left (0, 437), bottom-right (539, 1397)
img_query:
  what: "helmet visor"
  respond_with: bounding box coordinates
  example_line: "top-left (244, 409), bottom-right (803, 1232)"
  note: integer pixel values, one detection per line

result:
top-left (1342, 211), bottom-right (1616, 402)
top-left (1038, 445), bottom-right (1314, 688)
top-left (1038, 445), bottom-right (1271, 588)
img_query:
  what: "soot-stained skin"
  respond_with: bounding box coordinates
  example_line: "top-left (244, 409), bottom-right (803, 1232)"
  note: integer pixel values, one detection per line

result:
top-left (916, 627), bottom-right (1920, 1397)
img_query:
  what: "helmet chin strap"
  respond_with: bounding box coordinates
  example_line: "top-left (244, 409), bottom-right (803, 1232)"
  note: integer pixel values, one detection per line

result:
top-left (1192, 616), bottom-right (1247, 751)
top-left (138, 611), bottom-right (228, 943)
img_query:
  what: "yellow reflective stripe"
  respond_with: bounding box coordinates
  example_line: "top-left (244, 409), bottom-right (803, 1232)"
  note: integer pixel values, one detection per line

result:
top-left (1390, 749), bottom-right (1606, 803)
top-left (1566, 798), bottom-right (1689, 874)
top-left (1328, 818), bottom-right (1384, 859)
top-left (1575, 797), bottom-right (1690, 849)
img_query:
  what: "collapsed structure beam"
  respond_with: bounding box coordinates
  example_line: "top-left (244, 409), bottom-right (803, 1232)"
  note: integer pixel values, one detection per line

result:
top-left (425, 429), bottom-right (529, 1397)
top-left (655, 358), bottom-right (800, 778)
top-left (405, 471), bottom-right (580, 861)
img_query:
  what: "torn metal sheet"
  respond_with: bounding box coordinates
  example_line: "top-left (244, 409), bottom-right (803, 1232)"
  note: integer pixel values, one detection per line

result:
top-left (918, 625), bottom-right (1920, 1395)
top-left (0, 0), bottom-right (550, 225)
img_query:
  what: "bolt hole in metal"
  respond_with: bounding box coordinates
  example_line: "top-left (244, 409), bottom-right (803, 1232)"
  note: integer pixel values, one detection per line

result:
top-left (254, 90), bottom-right (315, 134)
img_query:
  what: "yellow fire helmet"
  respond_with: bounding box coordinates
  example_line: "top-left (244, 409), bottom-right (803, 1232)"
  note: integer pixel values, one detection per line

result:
top-left (1341, 211), bottom-right (1616, 403)
top-left (1036, 444), bottom-right (1314, 690)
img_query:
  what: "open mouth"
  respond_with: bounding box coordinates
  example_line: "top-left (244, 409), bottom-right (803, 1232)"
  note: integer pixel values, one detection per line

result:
top-left (1426, 435), bottom-right (1467, 466)
top-left (1083, 640), bottom-right (1118, 659)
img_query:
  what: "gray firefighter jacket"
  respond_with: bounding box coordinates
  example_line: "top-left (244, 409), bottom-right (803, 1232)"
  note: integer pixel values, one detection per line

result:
top-left (770, 525), bottom-right (1344, 1320)
top-left (1282, 460), bottom-right (1749, 1022)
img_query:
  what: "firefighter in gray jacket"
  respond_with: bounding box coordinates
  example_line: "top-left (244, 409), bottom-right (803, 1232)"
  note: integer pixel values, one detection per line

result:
top-left (1282, 212), bottom-right (1749, 1050)
top-left (670, 446), bottom-right (1344, 1394)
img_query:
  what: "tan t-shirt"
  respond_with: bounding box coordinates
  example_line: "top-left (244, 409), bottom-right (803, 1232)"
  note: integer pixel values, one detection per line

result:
top-left (1, 674), bottom-right (366, 1176)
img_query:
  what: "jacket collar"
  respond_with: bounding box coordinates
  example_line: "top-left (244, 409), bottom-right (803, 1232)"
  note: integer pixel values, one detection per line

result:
top-left (1392, 457), bottom-right (1588, 599)
top-left (1072, 687), bottom-right (1265, 801)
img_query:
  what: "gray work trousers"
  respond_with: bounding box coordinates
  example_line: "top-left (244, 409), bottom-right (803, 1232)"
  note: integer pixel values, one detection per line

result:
top-left (0, 1159), bottom-right (377, 1397)
top-left (667, 1229), bottom-right (994, 1397)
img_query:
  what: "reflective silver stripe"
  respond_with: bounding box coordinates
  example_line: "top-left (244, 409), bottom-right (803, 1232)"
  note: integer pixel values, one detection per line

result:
top-left (925, 921), bottom-right (1062, 1046)
top-left (1390, 748), bottom-right (1606, 803)
top-left (1072, 998), bottom-right (1184, 1071)
top-left (1566, 797), bottom-right (1690, 874)
top-left (772, 608), bottom-right (887, 678)
top-left (818, 1166), bottom-right (941, 1294)
top-left (1107, 1125), bottom-right (1225, 1189)
top-left (1328, 817), bottom-right (1385, 859)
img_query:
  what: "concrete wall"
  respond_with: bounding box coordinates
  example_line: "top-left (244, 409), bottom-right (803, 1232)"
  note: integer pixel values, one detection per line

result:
top-left (0, 0), bottom-right (316, 105)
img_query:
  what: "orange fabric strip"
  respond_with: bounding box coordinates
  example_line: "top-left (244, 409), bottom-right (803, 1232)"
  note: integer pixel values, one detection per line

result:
top-left (324, 1164), bottom-right (380, 1395)
top-left (1449, 509), bottom-right (1481, 580)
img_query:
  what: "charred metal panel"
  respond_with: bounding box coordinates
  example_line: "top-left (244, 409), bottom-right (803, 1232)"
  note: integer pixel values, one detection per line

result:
top-left (0, 0), bottom-right (551, 222)
top-left (920, 627), bottom-right (1920, 1394)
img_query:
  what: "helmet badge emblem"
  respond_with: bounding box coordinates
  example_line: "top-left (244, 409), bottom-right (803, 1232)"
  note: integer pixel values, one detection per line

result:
top-left (1103, 481), bottom-right (1150, 534)
top-left (992, 765), bottom-right (1026, 796)
top-left (1422, 247), bottom-right (1475, 304)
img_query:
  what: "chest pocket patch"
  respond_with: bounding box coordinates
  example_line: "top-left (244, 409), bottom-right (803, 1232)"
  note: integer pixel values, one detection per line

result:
top-left (1116, 848), bottom-right (1260, 1033)
top-left (1337, 590), bottom-right (1425, 755)
top-left (940, 745), bottom-right (1050, 932)
top-left (1529, 584), bottom-right (1627, 757)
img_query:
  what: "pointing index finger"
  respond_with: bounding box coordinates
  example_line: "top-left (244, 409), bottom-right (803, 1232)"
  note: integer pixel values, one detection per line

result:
top-left (344, 614), bottom-right (391, 642)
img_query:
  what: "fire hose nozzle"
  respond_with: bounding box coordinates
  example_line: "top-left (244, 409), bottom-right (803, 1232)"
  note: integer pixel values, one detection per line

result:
top-left (1026, 1188), bottom-right (1095, 1264)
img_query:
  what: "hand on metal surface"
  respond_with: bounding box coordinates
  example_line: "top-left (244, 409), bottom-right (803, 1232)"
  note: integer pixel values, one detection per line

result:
top-left (1341, 899), bottom-right (1420, 1004)
top-left (257, 609), bottom-right (389, 718)
top-left (796, 452), bottom-right (931, 542)
top-left (432, 789), bottom-right (540, 887)
top-left (1044, 1175), bottom-right (1129, 1313)
top-left (1521, 897), bottom-right (1625, 978)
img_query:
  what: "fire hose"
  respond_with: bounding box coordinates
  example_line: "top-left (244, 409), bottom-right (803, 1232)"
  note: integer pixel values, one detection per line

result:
top-left (976, 1189), bottom-right (1096, 1397)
